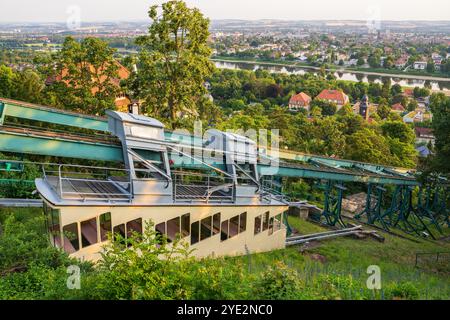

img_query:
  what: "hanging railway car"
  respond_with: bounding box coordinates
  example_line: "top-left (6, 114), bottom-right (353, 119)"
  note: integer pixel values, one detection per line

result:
top-left (36, 111), bottom-right (288, 262)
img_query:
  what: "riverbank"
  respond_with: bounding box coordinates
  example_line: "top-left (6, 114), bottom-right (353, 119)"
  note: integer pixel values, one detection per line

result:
top-left (212, 57), bottom-right (450, 82)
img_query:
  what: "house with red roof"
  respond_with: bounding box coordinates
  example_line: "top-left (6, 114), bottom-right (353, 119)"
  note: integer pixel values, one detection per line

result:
top-left (288, 92), bottom-right (312, 111)
top-left (315, 89), bottom-right (349, 109)
top-left (46, 60), bottom-right (132, 113)
top-left (415, 127), bottom-right (435, 145)
top-left (402, 88), bottom-right (414, 98)
top-left (391, 103), bottom-right (405, 113)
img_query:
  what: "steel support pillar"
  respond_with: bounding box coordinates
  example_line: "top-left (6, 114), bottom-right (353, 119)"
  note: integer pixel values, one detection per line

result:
top-left (355, 184), bottom-right (389, 230)
top-left (319, 180), bottom-right (346, 227)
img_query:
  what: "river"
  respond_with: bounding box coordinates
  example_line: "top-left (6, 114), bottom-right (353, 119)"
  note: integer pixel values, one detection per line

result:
top-left (214, 60), bottom-right (450, 92)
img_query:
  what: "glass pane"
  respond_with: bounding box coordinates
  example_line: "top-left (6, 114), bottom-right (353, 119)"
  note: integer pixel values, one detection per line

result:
top-left (50, 208), bottom-right (61, 247)
top-left (268, 217), bottom-right (274, 235)
top-left (81, 218), bottom-right (98, 248)
top-left (274, 214), bottom-right (282, 232)
top-left (113, 224), bottom-right (126, 243)
top-left (229, 215), bottom-right (239, 238)
top-left (212, 213), bottom-right (221, 235)
top-left (191, 221), bottom-right (199, 245)
top-left (239, 212), bottom-right (247, 233)
top-left (63, 223), bottom-right (79, 253)
top-left (127, 218), bottom-right (143, 239)
top-left (200, 216), bottom-right (212, 241)
top-left (263, 211), bottom-right (269, 231)
top-left (155, 221), bottom-right (165, 240)
top-left (254, 215), bottom-right (262, 235)
top-left (181, 213), bottom-right (190, 237)
top-left (220, 220), bottom-right (229, 241)
top-left (166, 217), bottom-right (180, 242)
top-left (99, 212), bottom-right (112, 242)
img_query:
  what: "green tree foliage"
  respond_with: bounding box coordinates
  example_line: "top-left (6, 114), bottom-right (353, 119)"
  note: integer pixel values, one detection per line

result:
top-left (413, 86), bottom-right (430, 98)
top-left (345, 128), bottom-right (392, 164)
top-left (0, 65), bottom-right (44, 103)
top-left (311, 99), bottom-right (337, 116)
top-left (134, 0), bottom-right (214, 129)
top-left (43, 37), bottom-right (120, 115)
top-left (425, 93), bottom-right (450, 176)
top-left (0, 65), bottom-right (16, 98)
top-left (377, 104), bottom-right (391, 119)
top-left (407, 100), bottom-right (418, 112)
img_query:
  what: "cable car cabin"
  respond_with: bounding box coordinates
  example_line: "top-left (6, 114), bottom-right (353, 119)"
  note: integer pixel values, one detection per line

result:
top-left (36, 111), bottom-right (288, 262)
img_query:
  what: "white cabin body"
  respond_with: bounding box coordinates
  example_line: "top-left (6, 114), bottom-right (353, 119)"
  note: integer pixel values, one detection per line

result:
top-left (37, 111), bottom-right (288, 262)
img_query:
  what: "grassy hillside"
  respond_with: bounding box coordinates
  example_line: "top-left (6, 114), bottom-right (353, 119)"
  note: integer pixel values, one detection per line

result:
top-left (229, 216), bottom-right (450, 299)
top-left (0, 207), bottom-right (449, 300)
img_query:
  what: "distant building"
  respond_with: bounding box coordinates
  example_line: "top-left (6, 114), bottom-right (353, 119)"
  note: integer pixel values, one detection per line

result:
top-left (315, 89), bottom-right (349, 109)
top-left (46, 60), bottom-right (132, 113)
top-left (288, 92), bottom-right (312, 111)
top-left (413, 61), bottom-right (427, 70)
top-left (416, 145), bottom-right (431, 157)
top-left (391, 103), bottom-right (405, 113)
top-left (402, 88), bottom-right (414, 98)
top-left (414, 127), bottom-right (435, 145)
top-left (352, 95), bottom-right (370, 120)
top-left (403, 110), bottom-right (432, 123)
top-left (394, 55), bottom-right (409, 69)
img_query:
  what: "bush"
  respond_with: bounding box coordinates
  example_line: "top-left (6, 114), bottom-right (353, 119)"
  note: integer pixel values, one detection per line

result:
top-left (384, 282), bottom-right (420, 300)
top-left (252, 261), bottom-right (304, 299)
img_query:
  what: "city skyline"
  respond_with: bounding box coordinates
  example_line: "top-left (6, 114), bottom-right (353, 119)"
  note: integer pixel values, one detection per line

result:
top-left (1, 0), bottom-right (450, 23)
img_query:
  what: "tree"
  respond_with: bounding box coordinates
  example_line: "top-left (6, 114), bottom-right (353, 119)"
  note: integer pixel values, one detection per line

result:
top-left (311, 99), bottom-right (337, 116)
top-left (426, 59), bottom-right (435, 73)
top-left (377, 104), bottom-right (391, 119)
top-left (345, 128), bottom-right (392, 164)
top-left (135, 0), bottom-right (214, 129)
top-left (427, 93), bottom-right (450, 175)
top-left (407, 100), bottom-right (418, 112)
top-left (381, 78), bottom-right (391, 100)
top-left (43, 37), bottom-right (120, 115)
top-left (368, 54), bottom-right (381, 68)
top-left (381, 121), bottom-right (415, 144)
top-left (413, 86), bottom-right (430, 98)
top-left (14, 69), bottom-right (44, 103)
top-left (0, 65), bottom-right (16, 98)
top-left (310, 117), bottom-right (345, 157)
top-left (391, 84), bottom-right (403, 96)
top-left (383, 56), bottom-right (394, 69)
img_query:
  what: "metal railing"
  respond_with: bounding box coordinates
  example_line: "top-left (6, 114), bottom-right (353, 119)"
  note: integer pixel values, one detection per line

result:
top-left (415, 251), bottom-right (450, 269)
top-left (43, 163), bottom-right (133, 202)
top-left (172, 171), bottom-right (235, 203)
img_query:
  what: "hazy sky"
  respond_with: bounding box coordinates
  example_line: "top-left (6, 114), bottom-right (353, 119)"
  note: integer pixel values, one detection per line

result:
top-left (1, 0), bottom-right (450, 22)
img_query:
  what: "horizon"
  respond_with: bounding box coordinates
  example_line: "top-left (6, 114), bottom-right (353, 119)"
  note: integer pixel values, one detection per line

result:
top-left (1, 0), bottom-right (450, 23)
top-left (2, 18), bottom-right (450, 24)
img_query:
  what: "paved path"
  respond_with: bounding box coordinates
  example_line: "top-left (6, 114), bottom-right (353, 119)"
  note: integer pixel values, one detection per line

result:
top-left (0, 198), bottom-right (43, 207)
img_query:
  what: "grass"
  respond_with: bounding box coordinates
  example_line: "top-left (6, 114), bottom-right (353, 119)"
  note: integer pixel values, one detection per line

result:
top-left (1, 207), bottom-right (448, 299)
top-left (228, 216), bottom-right (450, 299)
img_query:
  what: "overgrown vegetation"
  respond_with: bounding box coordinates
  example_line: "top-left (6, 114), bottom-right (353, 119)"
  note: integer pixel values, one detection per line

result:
top-left (0, 208), bottom-right (448, 300)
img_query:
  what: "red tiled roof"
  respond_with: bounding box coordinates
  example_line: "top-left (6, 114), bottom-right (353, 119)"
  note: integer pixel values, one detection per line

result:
top-left (289, 92), bottom-right (311, 104)
top-left (403, 88), bottom-right (414, 97)
top-left (316, 89), bottom-right (349, 104)
top-left (391, 103), bottom-right (405, 111)
top-left (414, 127), bottom-right (434, 137)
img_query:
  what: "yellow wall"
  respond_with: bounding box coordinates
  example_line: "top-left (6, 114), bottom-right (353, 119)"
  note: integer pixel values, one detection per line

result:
top-left (51, 202), bottom-right (288, 262)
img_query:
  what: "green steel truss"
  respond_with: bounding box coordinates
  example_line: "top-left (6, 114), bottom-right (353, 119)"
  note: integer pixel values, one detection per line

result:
top-left (1, 97), bottom-right (449, 238)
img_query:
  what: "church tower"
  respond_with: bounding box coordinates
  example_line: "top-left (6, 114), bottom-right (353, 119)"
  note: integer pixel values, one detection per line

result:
top-left (359, 94), bottom-right (369, 120)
